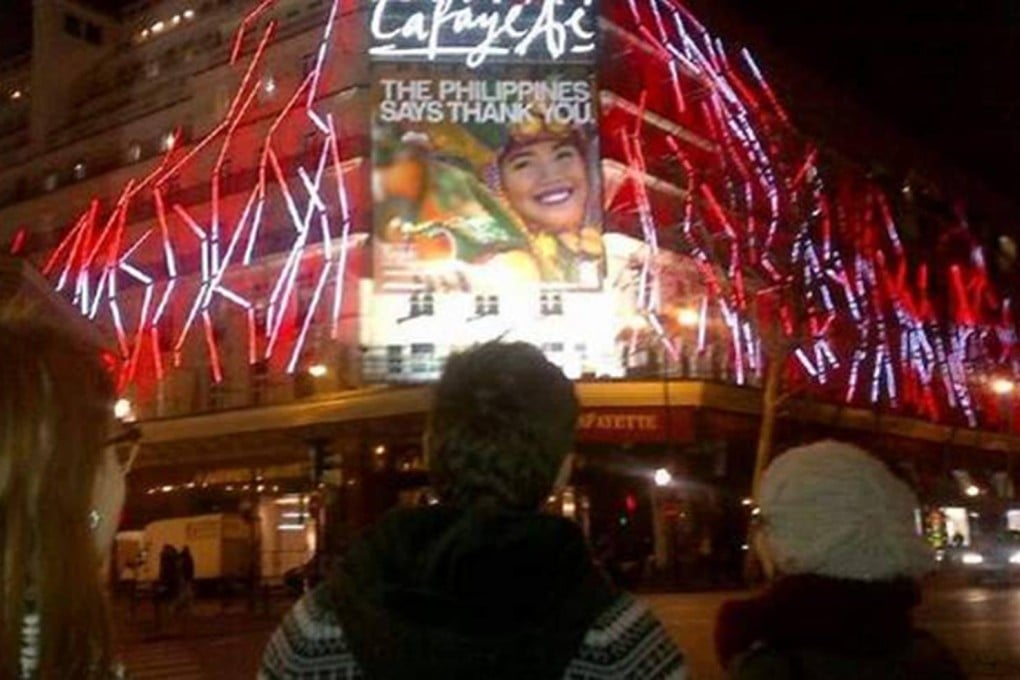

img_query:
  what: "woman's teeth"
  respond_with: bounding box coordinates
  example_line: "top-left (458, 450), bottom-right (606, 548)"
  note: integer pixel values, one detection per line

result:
top-left (535, 187), bottom-right (573, 205)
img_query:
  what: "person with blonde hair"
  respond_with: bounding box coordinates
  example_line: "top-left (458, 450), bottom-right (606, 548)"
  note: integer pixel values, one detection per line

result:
top-left (0, 306), bottom-right (127, 678)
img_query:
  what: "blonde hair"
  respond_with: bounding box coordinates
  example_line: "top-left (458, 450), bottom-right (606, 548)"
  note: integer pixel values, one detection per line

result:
top-left (0, 304), bottom-right (114, 678)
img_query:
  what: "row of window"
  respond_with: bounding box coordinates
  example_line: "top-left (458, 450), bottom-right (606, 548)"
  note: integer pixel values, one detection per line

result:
top-left (135, 7), bottom-right (198, 43)
top-left (131, 0), bottom-right (325, 83)
top-left (37, 131), bottom-right (179, 193)
top-left (382, 342), bottom-right (587, 375)
top-left (407, 292), bottom-right (566, 320)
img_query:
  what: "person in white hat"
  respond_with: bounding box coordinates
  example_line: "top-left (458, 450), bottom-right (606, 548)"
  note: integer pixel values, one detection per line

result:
top-left (715, 440), bottom-right (964, 679)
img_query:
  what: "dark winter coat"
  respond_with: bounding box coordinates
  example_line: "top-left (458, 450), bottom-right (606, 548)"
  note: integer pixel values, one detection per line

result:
top-left (180, 549), bottom-right (195, 582)
top-left (328, 505), bottom-right (620, 679)
top-left (715, 574), bottom-right (965, 680)
top-left (261, 505), bottom-right (686, 679)
top-left (157, 546), bottom-right (180, 598)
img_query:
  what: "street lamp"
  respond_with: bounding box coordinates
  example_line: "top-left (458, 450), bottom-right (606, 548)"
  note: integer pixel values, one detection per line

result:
top-left (677, 306), bottom-right (700, 328)
top-left (113, 398), bottom-right (134, 422)
top-left (308, 363), bottom-right (328, 378)
top-left (654, 467), bottom-right (672, 487)
top-left (965, 485), bottom-right (980, 498)
top-left (991, 377), bottom-right (1016, 396)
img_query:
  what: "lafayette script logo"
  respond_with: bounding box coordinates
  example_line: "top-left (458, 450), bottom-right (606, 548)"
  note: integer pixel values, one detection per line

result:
top-left (370, 0), bottom-right (597, 68)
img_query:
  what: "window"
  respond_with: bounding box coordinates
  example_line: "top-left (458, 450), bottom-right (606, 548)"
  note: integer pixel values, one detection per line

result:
top-left (261, 75), bottom-right (277, 100)
top-left (127, 141), bottom-right (142, 163)
top-left (72, 161), bottom-right (86, 181)
top-left (474, 294), bottom-right (499, 317)
top-left (64, 13), bottom-right (82, 38)
top-left (409, 292), bottom-right (434, 317)
top-left (43, 172), bottom-right (58, 192)
top-left (154, 312), bottom-right (176, 353)
top-left (83, 23), bottom-right (103, 45)
top-left (166, 173), bottom-right (181, 198)
top-left (410, 343), bottom-right (435, 374)
top-left (302, 132), bottom-right (320, 161)
top-left (301, 53), bottom-right (317, 77)
top-left (540, 291), bottom-right (563, 316)
top-left (386, 345), bottom-right (404, 374)
top-left (997, 235), bottom-right (1017, 273)
top-left (219, 158), bottom-right (234, 192)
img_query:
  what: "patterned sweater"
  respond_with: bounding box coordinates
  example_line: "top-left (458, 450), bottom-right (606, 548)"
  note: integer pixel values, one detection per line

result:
top-left (260, 585), bottom-right (685, 680)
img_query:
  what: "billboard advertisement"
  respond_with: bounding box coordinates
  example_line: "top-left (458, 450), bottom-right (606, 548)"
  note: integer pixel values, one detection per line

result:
top-left (369, 0), bottom-right (603, 293)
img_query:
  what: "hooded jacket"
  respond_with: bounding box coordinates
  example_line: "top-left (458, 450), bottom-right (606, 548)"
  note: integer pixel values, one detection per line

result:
top-left (260, 506), bottom-right (685, 680)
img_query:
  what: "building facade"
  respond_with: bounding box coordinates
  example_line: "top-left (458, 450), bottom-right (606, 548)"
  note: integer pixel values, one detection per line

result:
top-left (3, 0), bottom-right (1019, 586)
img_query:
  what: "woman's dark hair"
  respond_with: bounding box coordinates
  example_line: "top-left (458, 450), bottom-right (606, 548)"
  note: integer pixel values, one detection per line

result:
top-left (427, 342), bottom-right (579, 510)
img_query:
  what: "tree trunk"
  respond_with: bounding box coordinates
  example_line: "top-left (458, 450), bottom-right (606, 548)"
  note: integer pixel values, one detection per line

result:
top-left (743, 356), bottom-right (784, 585)
top-left (752, 356), bottom-right (784, 498)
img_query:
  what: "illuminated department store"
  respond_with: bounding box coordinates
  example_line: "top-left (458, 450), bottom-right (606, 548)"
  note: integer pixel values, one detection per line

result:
top-left (2, 0), bottom-right (1019, 584)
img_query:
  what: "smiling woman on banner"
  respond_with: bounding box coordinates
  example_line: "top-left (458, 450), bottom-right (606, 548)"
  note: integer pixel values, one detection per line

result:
top-left (492, 104), bottom-right (604, 284)
top-left (373, 90), bottom-right (604, 289)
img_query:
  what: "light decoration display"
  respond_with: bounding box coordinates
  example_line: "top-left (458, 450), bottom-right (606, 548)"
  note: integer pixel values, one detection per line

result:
top-left (606, 0), bottom-right (1018, 431)
top-left (40, 0), bottom-right (356, 391)
top-left (26, 0), bottom-right (1020, 432)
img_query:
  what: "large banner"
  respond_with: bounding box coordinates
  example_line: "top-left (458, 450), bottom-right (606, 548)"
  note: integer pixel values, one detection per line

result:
top-left (369, 0), bottom-right (603, 292)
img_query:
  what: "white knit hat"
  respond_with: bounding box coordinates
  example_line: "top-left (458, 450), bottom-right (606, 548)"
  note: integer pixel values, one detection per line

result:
top-left (758, 440), bottom-right (934, 581)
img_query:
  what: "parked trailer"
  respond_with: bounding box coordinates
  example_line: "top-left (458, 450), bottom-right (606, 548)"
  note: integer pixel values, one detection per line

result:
top-left (128, 513), bottom-right (253, 583)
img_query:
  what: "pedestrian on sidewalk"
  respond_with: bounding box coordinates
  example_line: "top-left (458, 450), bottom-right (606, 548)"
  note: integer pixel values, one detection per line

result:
top-left (156, 544), bottom-right (180, 627)
top-left (261, 341), bottom-right (686, 679)
top-left (0, 306), bottom-right (127, 678)
top-left (179, 545), bottom-right (196, 615)
top-left (715, 440), bottom-right (965, 680)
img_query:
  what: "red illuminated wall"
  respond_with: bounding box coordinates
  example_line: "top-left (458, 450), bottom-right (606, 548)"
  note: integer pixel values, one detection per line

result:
top-left (27, 0), bottom-right (1020, 432)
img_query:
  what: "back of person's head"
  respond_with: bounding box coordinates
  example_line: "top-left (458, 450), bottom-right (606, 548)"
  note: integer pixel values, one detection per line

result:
top-left (757, 440), bottom-right (933, 582)
top-left (0, 305), bottom-right (117, 677)
top-left (427, 342), bottom-right (578, 511)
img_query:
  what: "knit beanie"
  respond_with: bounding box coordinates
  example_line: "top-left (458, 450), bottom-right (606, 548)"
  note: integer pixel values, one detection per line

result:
top-left (758, 440), bottom-right (934, 581)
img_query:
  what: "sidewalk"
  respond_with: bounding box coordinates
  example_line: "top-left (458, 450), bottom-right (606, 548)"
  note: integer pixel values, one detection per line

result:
top-left (113, 594), bottom-right (293, 678)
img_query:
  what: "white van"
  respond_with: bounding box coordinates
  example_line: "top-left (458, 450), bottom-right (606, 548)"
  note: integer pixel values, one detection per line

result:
top-left (128, 513), bottom-right (253, 583)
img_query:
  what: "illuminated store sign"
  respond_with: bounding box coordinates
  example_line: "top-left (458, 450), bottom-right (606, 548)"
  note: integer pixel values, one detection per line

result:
top-left (369, 0), bottom-right (597, 68)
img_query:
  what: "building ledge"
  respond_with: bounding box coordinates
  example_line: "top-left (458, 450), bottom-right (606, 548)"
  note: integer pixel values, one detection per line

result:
top-left (134, 379), bottom-right (1020, 458)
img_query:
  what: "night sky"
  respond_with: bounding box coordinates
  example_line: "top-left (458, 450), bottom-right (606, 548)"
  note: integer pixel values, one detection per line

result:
top-left (0, 0), bottom-right (1017, 201)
